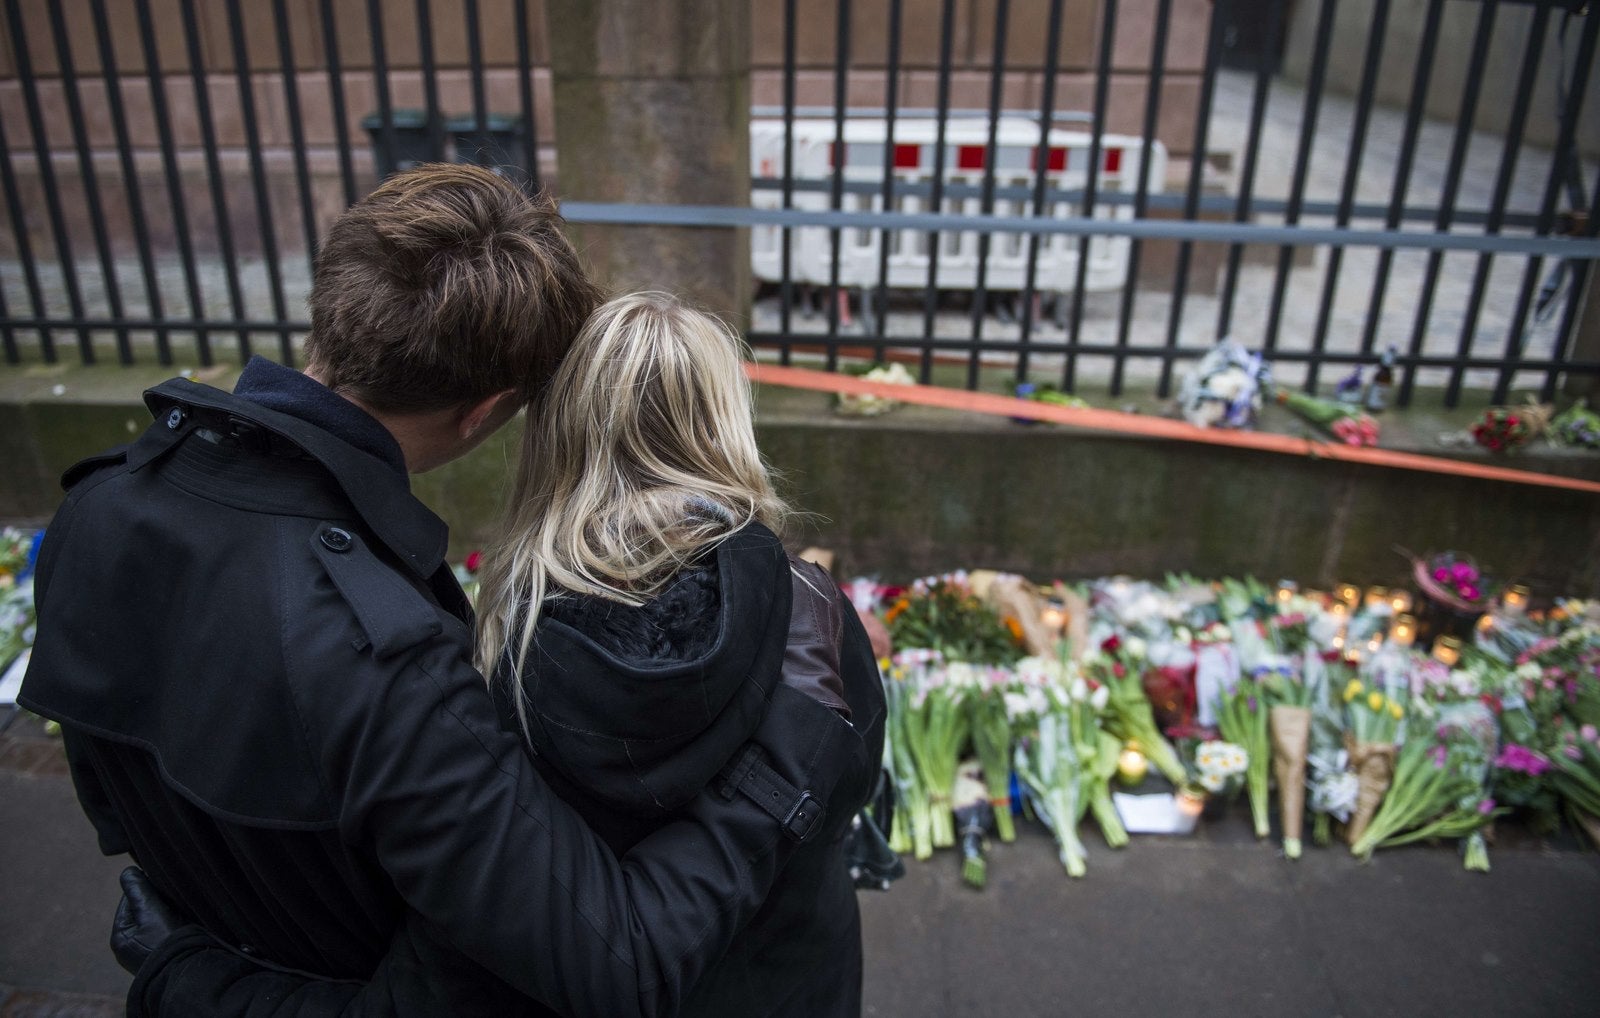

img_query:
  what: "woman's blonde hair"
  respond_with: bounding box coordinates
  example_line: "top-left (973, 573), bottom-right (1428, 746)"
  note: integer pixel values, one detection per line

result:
top-left (474, 292), bottom-right (788, 732)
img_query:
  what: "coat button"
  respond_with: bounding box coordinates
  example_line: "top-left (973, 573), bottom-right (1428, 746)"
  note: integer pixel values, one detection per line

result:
top-left (166, 407), bottom-right (186, 430)
top-left (320, 527), bottom-right (353, 553)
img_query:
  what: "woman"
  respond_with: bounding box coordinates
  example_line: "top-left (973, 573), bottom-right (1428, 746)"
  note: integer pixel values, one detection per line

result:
top-left (474, 291), bottom-right (887, 1017)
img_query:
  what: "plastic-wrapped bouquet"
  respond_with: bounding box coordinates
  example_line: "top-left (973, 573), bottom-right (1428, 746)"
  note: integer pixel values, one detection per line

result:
top-left (1469, 401), bottom-right (1552, 453)
top-left (1178, 340), bottom-right (1270, 430)
top-left (1549, 399), bottom-right (1600, 449)
top-left (1273, 387), bottom-right (1380, 446)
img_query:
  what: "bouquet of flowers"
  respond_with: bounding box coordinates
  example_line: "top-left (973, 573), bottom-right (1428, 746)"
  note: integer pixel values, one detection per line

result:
top-left (1014, 677), bottom-right (1108, 878)
top-left (1410, 551), bottom-right (1494, 621)
top-left (1469, 401), bottom-right (1552, 453)
top-left (1341, 675), bottom-right (1406, 845)
top-left (883, 653), bottom-right (934, 859)
top-left (1216, 678), bottom-right (1273, 839)
top-left (884, 573), bottom-right (1026, 667)
top-left (951, 759), bottom-right (993, 888)
top-left (1349, 706), bottom-right (1503, 867)
top-left (902, 661), bottom-right (977, 851)
top-left (1273, 387), bottom-right (1380, 446)
top-left (1088, 636), bottom-right (1188, 787)
top-left (1193, 740), bottom-right (1249, 797)
top-left (836, 361), bottom-right (915, 417)
top-left (1262, 668), bottom-right (1314, 858)
top-left (967, 661), bottom-right (1041, 843)
top-left (1549, 399), bottom-right (1600, 449)
top-left (1178, 340), bottom-right (1269, 430)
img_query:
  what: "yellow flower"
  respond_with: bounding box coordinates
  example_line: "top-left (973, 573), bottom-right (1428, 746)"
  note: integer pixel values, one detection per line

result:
top-left (1367, 691), bottom-right (1384, 712)
top-left (1388, 701), bottom-right (1404, 720)
top-left (1343, 679), bottom-right (1363, 703)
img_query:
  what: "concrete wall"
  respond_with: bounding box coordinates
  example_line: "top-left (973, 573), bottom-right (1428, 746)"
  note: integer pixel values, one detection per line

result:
top-left (1282, 0), bottom-right (1600, 159)
top-left (4, 366), bottom-right (1597, 596)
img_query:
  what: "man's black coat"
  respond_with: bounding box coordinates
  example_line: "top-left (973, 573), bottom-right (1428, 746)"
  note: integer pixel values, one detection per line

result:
top-left (19, 374), bottom-right (859, 1017)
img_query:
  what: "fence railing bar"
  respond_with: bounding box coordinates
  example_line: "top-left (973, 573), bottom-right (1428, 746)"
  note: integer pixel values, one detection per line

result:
top-left (967, 0), bottom-right (1010, 391)
top-left (1540, 166), bottom-right (1600, 403)
top-left (465, 0), bottom-right (488, 135)
top-left (180, 0), bottom-right (249, 361)
top-left (778, 0), bottom-right (797, 366)
top-left (560, 201), bottom-right (1600, 257)
top-left (0, 39), bottom-right (48, 362)
top-left (1400, 0), bottom-right (1500, 407)
top-left (1110, 0), bottom-right (1172, 397)
top-left (824, 0), bottom-right (850, 373)
top-left (1467, 5), bottom-right (1550, 405)
top-left (1359, 0), bottom-right (1444, 360)
top-left (871, 0), bottom-right (904, 365)
top-left (366, 0), bottom-right (397, 184)
top-left (514, 0), bottom-right (540, 191)
top-left (135, 0), bottom-right (208, 364)
top-left (5, 0), bottom-right (92, 363)
top-left (416, 0), bottom-right (446, 169)
top-left (320, 0), bottom-right (359, 207)
top-left (47, 0), bottom-right (129, 364)
top-left (1156, 0), bottom-right (1225, 398)
top-left (0, 261), bottom-right (12, 363)
top-left (1064, 0), bottom-right (1117, 392)
top-left (92, 0), bottom-right (166, 364)
top-left (1494, 5), bottom-right (1599, 405)
top-left (1215, 0), bottom-right (1281, 343)
top-left (918, 0), bottom-right (958, 384)
top-left (1017, 0), bottom-right (1066, 382)
top-left (226, 0), bottom-right (292, 363)
top-left (1305, 0), bottom-right (1391, 395)
top-left (274, 0), bottom-right (321, 277)
top-left (751, 176), bottom-right (1554, 230)
top-left (1262, 0), bottom-right (1338, 358)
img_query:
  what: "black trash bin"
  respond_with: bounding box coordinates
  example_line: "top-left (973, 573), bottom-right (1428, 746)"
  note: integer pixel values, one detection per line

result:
top-left (446, 114), bottom-right (529, 186)
top-left (360, 108), bottom-right (443, 179)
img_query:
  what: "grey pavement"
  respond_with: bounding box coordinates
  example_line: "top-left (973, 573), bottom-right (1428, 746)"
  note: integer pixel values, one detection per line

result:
top-left (3, 716), bottom-right (1599, 1018)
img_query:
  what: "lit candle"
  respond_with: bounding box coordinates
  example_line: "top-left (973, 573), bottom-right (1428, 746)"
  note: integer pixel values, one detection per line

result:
top-left (1176, 790), bottom-right (1205, 818)
top-left (1502, 585), bottom-right (1530, 616)
top-left (1040, 604), bottom-right (1067, 632)
top-left (1367, 635), bottom-right (1384, 655)
top-left (1328, 601), bottom-right (1350, 620)
top-left (1117, 745), bottom-right (1149, 786)
top-left (1330, 632), bottom-right (1346, 651)
top-left (1336, 584), bottom-right (1361, 608)
top-left (1432, 636), bottom-right (1462, 667)
top-left (1476, 612), bottom-right (1495, 633)
top-left (1388, 590), bottom-right (1413, 614)
top-left (1364, 587), bottom-right (1389, 610)
top-left (1391, 614), bottom-right (1417, 647)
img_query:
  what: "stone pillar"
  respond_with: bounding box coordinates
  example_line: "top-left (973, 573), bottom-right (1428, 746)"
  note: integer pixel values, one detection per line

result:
top-left (546, 0), bottom-right (751, 323)
top-left (1566, 263), bottom-right (1600, 402)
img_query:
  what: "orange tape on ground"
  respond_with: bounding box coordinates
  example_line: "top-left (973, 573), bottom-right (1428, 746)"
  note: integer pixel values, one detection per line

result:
top-left (746, 362), bottom-right (1600, 496)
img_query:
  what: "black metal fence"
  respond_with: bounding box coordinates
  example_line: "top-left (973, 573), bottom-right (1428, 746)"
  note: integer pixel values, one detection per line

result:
top-left (2, 0), bottom-right (1598, 408)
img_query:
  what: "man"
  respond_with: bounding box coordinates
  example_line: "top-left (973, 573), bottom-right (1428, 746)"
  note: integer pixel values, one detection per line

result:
top-left (19, 164), bottom-right (855, 1016)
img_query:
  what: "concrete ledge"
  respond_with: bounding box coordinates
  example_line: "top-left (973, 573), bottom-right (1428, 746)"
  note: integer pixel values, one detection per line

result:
top-left (3, 362), bottom-right (1598, 595)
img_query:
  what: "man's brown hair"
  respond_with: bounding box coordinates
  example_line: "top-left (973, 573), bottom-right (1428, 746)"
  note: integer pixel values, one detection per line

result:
top-left (305, 163), bottom-right (602, 414)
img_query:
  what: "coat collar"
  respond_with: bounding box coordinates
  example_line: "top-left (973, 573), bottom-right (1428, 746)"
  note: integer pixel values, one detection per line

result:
top-left (141, 377), bottom-right (449, 580)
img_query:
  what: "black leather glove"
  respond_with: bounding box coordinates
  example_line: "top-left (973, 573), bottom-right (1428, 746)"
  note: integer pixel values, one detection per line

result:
top-left (112, 866), bottom-right (186, 975)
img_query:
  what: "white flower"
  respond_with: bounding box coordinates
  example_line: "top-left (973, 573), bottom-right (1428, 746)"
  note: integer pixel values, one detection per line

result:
top-left (1199, 772), bottom-right (1226, 793)
top-left (1311, 771), bottom-right (1360, 820)
top-left (1124, 636), bottom-right (1148, 660)
top-left (1515, 662), bottom-right (1541, 681)
top-left (1449, 669), bottom-right (1480, 698)
top-left (1003, 692), bottom-right (1033, 721)
top-left (1069, 678), bottom-right (1090, 703)
top-left (1090, 685), bottom-right (1110, 712)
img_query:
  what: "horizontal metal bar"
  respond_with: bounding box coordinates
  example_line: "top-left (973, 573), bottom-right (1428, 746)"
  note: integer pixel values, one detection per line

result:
top-left (751, 178), bottom-right (1548, 230)
top-left (1, 317), bottom-right (307, 332)
top-left (562, 201), bottom-right (1600, 257)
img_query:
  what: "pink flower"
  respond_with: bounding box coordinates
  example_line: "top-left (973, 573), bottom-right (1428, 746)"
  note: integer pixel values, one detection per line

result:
top-left (1430, 745), bottom-right (1448, 768)
top-left (1477, 799), bottom-right (1496, 815)
top-left (1433, 567), bottom-right (1451, 583)
top-left (1495, 744), bottom-right (1552, 776)
top-left (1582, 724), bottom-right (1598, 742)
top-left (1566, 745), bottom-right (1583, 761)
top-left (1458, 584), bottom-right (1481, 602)
top-left (1451, 562), bottom-right (1478, 583)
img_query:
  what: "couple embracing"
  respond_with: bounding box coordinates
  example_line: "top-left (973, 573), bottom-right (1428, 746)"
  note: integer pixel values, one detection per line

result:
top-left (20, 164), bottom-right (885, 1017)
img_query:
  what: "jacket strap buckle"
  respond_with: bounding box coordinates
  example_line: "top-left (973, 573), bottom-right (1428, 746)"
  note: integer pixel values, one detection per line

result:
top-left (715, 745), bottom-right (827, 844)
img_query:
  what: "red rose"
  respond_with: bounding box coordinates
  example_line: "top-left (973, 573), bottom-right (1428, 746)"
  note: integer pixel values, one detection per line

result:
top-left (1112, 661), bottom-right (1128, 679)
top-left (464, 550), bottom-right (484, 573)
top-left (1101, 634), bottom-right (1122, 654)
